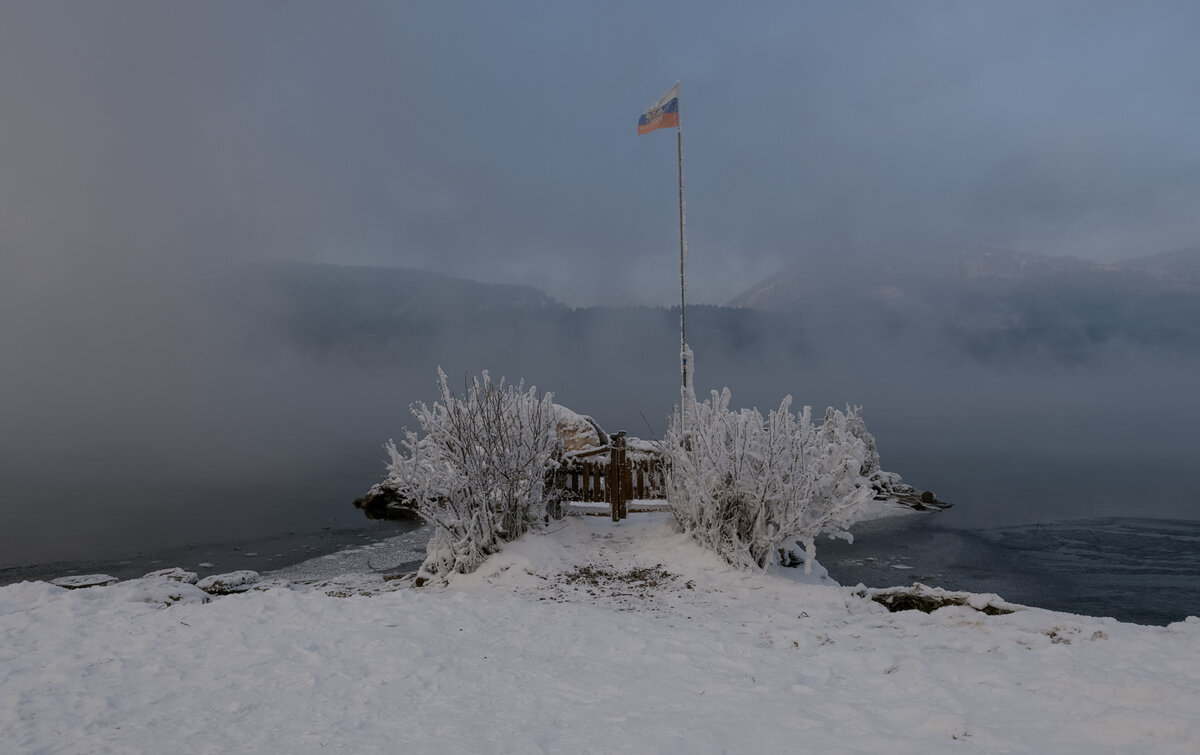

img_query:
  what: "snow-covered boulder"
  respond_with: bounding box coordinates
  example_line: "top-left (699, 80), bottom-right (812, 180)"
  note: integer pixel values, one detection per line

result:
top-left (197, 570), bottom-right (261, 595)
top-left (141, 567), bottom-right (199, 584)
top-left (553, 404), bottom-right (607, 453)
top-left (853, 583), bottom-right (1018, 616)
top-left (49, 574), bottom-right (119, 589)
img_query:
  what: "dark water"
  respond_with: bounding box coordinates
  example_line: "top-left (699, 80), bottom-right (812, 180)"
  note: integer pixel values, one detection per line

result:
top-left (0, 518), bottom-right (423, 587)
top-left (6, 508), bottom-right (1199, 627)
top-left (818, 514), bottom-right (1200, 626)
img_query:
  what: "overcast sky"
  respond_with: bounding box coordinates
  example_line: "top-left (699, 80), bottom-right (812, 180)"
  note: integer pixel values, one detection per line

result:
top-left (3, 1), bottom-right (1199, 307)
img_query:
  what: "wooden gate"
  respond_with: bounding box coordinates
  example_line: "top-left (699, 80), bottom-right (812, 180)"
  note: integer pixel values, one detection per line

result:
top-left (556, 432), bottom-right (667, 520)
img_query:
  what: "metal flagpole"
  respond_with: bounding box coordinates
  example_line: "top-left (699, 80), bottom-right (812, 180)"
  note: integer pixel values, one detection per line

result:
top-left (675, 82), bottom-right (688, 397)
top-left (638, 80), bottom-right (690, 433)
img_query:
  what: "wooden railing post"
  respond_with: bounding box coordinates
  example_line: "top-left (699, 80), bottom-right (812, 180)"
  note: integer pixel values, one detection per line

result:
top-left (609, 432), bottom-right (627, 520)
top-left (619, 433), bottom-right (628, 519)
top-left (609, 437), bottom-right (619, 520)
top-left (622, 461), bottom-right (632, 518)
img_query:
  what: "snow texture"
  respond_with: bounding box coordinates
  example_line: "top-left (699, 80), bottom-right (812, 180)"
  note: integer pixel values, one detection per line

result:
top-left (3, 513), bottom-right (1199, 754)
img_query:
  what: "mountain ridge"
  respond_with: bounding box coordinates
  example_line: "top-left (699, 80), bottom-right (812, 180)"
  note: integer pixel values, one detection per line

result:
top-left (728, 247), bottom-right (1200, 311)
top-left (244, 252), bottom-right (1200, 371)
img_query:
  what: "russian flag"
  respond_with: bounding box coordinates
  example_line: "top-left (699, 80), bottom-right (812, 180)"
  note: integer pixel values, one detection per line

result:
top-left (638, 82), bottom-right (680, 135)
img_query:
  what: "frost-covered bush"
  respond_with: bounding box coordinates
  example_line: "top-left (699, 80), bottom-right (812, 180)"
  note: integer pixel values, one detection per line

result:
top-left (663, 387), bottom-right (875, 571)
top-left (383, 369), bottom-right (563, 579)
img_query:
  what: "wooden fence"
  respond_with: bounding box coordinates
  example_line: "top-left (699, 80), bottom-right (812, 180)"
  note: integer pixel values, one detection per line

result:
top-left (555, 433), bottom-right (667, 520)
top-left (559, 458), bottom-right (666, 503)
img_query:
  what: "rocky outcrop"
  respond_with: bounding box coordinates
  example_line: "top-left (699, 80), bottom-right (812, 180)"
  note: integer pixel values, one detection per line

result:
top-left (871, 481), bottom-right (950, 512)
top-left (353, 485), bottom-right (419, 520)
top-left (854, 583), bottom-right (1015, 615)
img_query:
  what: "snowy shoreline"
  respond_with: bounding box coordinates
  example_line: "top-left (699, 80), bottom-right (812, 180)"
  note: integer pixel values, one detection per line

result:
top-left (0, 520), bottom-right (423, 589)
top-left (3, 512), bottom-right (1199, 753)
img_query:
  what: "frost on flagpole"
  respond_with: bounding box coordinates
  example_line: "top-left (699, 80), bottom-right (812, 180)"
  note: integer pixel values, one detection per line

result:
top-left (681, 345), bottom-right (695, 404)
top-left (680, 342), bottom-right (696, 439)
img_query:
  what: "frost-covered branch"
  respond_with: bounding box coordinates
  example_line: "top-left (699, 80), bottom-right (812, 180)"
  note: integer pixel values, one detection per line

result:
top-left (384, 368), bottom-right (563, 579)
top-left (663, 387), bottom-right (874, 571)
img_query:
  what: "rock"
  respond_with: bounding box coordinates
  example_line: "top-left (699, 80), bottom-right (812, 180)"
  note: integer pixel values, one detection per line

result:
top-left (353, 485), bottom-right (420, 520)
top-left (49, 574), bottom-right (119, 589)
top-left (553, 404), bottom-right (608, 452)
top-left (197, 570), bottom-right (261, 595)
top-left (855, 584), bottom-right (1014, 616)
top-left (141, 567), bottom-right (199, 584)
top-left (872, 478), bottom-right (951, 511)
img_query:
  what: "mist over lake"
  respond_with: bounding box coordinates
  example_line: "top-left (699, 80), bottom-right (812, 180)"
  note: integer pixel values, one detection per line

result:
top-left (3, 259), bottom-right (1198, 568)
top-left (3, 3), bottom-right (1199, 582)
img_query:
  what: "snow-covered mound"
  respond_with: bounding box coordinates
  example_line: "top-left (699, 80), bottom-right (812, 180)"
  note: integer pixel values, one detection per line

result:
top-left (108, 578), bottom-right (212, 607)
top-left (3, 514), bottom-right (1199, 753)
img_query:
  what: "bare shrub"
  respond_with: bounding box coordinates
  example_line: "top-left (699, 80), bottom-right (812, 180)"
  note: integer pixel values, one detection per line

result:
top-left (383, 369), bottom-right (562, 580)
top-left (664, 386), bottom-right (874, 571)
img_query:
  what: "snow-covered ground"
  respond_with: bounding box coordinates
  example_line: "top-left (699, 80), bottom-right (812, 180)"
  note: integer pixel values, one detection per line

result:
top-left (3, 513), bottom-right (1199, 754)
